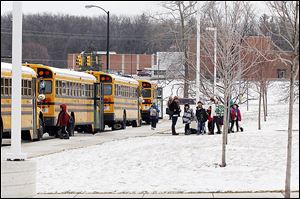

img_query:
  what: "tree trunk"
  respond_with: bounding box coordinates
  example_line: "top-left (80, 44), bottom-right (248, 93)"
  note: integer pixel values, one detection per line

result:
top-left (221, 89), bottom-right (229, 167)
top-left (184, 56), bottom-right (189, 98)
top-left (258, 82), bottom-right (262, 130)
top-left (247, 80), bottom-right (249, 111)
top-left (263, 82), bottom-right (267, 122)
top-left (285, 63), bottom-right (295, 198)
top-left (265, 84), bottom-right (268, 116)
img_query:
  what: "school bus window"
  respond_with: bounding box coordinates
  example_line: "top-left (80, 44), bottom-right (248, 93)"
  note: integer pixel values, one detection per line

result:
top-left (68, 82), bottom-right (71, 96)
top-left (55, 81), bottom-right (58, 95)
top-left (62, 81), bottom-right (66, 96)
top-left (90, 84), bottom-right (93, 97)
top-left (24, 80), bottom-right (28, 96)
top-left (84, 84), bottom-right (88, 97)
top-left (75, 83), bottom-right (78, 96)
top-left (142, 89), bottom-right (151, 98)
top-left (78, 83), bottom-right (81, 96)
top-left (69, 82), bottom-right (72, 96)
top-left (1, 78), bottom-right (3, 93)
top-left (4, 78), bottom-right (9, 96)
top-left (73, 83), bottom-right (76, 96)
top-left (8, 78), bottom-right (12, 96)
top-left (38, 80), bottom-right (52, 94)
top-left (71, 82), bottom-right (75, 96)
top-left (57, 81), bottom-right (61, 96)
top-left (28, 80), bottom-right (32, 96)
top-left (66, 82), bottom-right (69, 96)
top-left (104, 84), bottom-right (112, 95)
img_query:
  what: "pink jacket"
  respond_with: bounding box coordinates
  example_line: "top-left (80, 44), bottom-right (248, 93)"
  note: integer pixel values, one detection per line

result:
top-left (230, 108), bottom-right (241, 121)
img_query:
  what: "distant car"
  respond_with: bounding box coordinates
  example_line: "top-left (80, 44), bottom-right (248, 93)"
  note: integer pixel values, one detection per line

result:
top-left (137, 71), bottom-right (151, 77)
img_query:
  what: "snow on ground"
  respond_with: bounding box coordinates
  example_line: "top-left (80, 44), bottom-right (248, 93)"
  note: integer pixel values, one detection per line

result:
top-left (34, 101), bottom-right (299, 193)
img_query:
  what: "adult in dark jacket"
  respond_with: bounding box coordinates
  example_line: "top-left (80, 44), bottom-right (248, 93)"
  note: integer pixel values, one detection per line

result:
top-left (56, 104), bottom-right (70, 139)
top-left (169, 96), bottom-right (180, 135)
top-left (230, 104), bottom-right (242, 132)
top-left (166, 96), bottom-right (173, 120)
top-left (195, 101), bottom-right (208, 135)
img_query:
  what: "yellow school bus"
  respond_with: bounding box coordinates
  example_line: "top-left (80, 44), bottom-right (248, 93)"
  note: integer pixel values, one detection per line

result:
top-left (1, 62), bottom-right (43, 145)
top-left (136, 79), bottom-right (158, 124)
top-left (87, 71), bottom-right (141, 130)
top-left (24, 64), bottom-right (97, 136)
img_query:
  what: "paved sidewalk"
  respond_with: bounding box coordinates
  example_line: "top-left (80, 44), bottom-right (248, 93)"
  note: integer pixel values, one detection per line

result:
top-left (34, 191), bottom-right (299, 198)
top-left (1, 119), bottom-right (174, 159)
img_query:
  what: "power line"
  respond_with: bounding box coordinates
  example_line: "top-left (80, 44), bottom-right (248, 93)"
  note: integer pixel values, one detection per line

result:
top-left (1, 31), bottom-right (176, 41)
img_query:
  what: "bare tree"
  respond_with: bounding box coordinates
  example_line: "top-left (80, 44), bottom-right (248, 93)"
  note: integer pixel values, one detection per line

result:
top-left (264, 1), bottom-right (299, 198)
top-left (154, 1), bottom-right (197, 98)
top-left (197, 1), bottom-right (266, 167)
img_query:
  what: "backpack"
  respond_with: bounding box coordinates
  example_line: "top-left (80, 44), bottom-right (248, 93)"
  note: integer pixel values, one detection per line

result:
top-left (150, 108), bottom-right (158, 117)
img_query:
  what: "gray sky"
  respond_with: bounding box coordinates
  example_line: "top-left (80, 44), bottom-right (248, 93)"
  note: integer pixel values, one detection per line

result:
top-left (1, 1), bottom-right (161, 16)
top-left (1, 1), bottom-right (269, 17)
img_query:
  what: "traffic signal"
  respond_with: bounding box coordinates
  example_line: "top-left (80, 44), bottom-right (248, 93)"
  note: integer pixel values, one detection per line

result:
top-left (86, 55), bottom-right (92, 67)
top-left (76, 55), bottom-right (83, 66)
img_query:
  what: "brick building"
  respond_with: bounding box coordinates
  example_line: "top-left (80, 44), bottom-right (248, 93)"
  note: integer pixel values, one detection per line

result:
top-left (67, 52), bottom-right (156, 75)
top-left (188, 35), bottom-right (295, 81)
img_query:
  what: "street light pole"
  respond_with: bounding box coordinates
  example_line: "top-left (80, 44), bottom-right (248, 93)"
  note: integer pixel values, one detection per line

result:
top-left (196, 10), bottom-right (200, 103)
top-left (85, 5), bottom-right (109, 72)
top-left (106, 11), bottom-right (110, 72)
top-left (206, 27), bottom-right (217, 97)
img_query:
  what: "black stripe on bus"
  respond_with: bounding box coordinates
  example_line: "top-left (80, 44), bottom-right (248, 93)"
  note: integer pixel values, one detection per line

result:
top-left (0, 96), bottom-right (33, 99)
top-left (56, 96), bottom-right (94, 100)
top-left (38, 102), bottom-right (94, 107)
top-left (1, 111), bottom-right (33, 115)
top-left (3, 127), bottom-right (33, 132)
top-left (113, 107), bottom-right (139, 111)
top-left (104, 102), bottom-right (138, 105)
top-left (55, 109), bottom-right (94, 113)
top-left (1, 104), bottom-right (33, 108)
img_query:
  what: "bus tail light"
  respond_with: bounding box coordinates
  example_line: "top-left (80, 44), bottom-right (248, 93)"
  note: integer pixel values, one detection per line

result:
top-left (104, 97), bottom-right (111, 103)
top-left (144, 99), bottom-right (151, 104)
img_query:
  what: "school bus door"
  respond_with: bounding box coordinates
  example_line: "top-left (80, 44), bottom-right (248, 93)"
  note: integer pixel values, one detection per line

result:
top-left (94, 83), bottom-right (104, 132)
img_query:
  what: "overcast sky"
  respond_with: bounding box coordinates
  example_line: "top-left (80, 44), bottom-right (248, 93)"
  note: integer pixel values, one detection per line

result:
top-left (1, 1), bottom-right (270, 17)
top-left (1, 1), bottom-right (161, 16)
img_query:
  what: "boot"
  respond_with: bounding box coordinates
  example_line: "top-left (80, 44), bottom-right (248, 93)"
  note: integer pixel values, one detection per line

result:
top-left (172, 127), bottom-right (178, 135)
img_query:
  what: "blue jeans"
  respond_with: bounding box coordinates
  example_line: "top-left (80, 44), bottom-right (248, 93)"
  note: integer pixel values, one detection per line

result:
top-left (197, 121), bottom-right (205, 134)
top-left (171, 116), bottom-right (178, 134)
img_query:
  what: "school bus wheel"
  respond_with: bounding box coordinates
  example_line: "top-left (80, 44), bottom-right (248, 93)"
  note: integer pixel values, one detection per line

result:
top-left (132, 120), bottom-right (138, 127)
top-left (112, 123), bottom-right (122, 130)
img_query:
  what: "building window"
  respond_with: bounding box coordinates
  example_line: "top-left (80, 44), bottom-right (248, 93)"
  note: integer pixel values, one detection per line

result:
top-left (277, 69), bottom-right (287, 79)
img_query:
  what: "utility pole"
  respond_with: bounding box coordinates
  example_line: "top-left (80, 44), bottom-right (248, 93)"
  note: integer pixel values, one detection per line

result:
top-left (6, 1), bottom-right (26, 161)
top-left (196, 9), bottom-right (201, 102)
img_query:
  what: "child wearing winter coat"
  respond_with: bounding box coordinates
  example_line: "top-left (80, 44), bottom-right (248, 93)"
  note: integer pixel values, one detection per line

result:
top-left (230, 103), bottom-right (243, 132)
top-left (182, 104), bottom-right (194, 135)
top-left (207, 106), bottom-right (213, 135)
top-left (195, 101), bottom-right (208, 135)
top-left (149, 103), bottom-right (160, 130)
